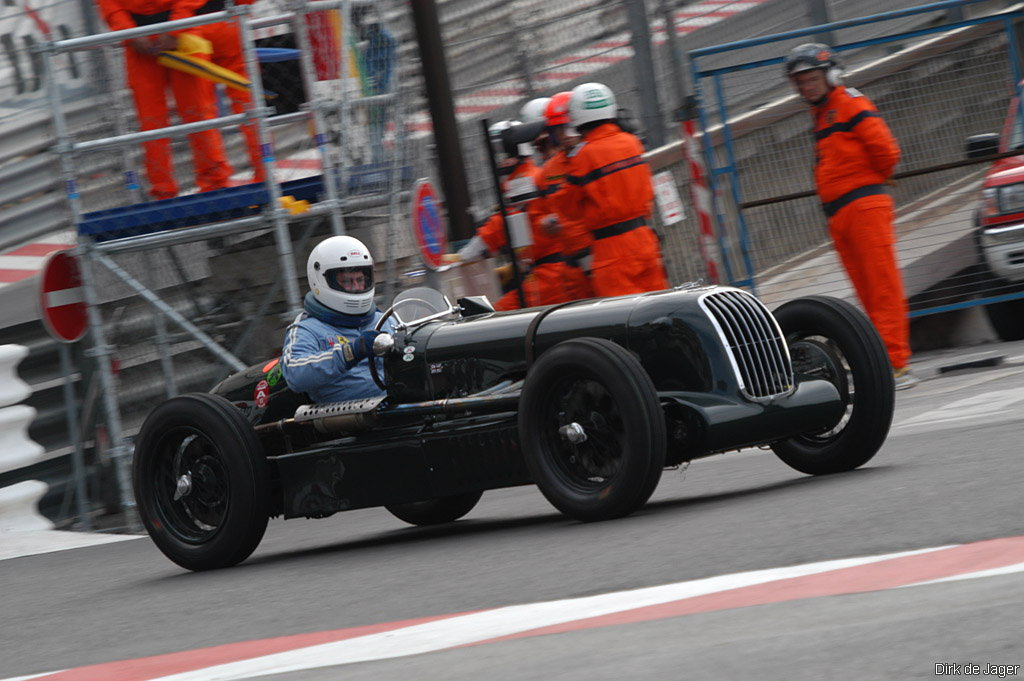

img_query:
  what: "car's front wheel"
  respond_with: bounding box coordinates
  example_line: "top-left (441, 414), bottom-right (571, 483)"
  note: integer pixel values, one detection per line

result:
top-left (133, 393), bottom-right (270, 571)
top-left (518, 337), bottom-right (666, 522)
top-left (771, 296), bottom-right (894, 475)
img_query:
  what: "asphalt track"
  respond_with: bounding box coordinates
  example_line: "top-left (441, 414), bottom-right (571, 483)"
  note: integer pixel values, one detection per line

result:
top-left (2, 343), bottom-right (1024, 680)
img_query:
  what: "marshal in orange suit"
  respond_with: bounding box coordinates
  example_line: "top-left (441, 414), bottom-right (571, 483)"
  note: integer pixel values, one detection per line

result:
top-left (786, 43), bottom-right (917, 390)
top-left (552, 82), bottom-right (668, 298)
top-left (96, 0), bottom-right (232, 200)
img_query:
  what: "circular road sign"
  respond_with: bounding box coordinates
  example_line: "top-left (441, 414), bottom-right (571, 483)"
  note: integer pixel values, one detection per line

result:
top-left (412, 179), bottom-right (448, 270)
top-left (39, 249), bottom-right (88, 343)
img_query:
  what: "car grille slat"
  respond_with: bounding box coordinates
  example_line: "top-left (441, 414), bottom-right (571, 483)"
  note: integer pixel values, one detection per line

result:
top-left (700, 289), bottom-right (794, 400)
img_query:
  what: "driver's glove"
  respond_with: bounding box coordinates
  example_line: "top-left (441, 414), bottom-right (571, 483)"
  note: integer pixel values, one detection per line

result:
top-left (340, 330), bottom-right (384, 370)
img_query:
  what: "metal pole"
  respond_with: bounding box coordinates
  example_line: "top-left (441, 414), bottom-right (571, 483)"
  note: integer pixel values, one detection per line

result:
top-left (481, 119), bottom-right (527, 309)
top-left (659, 0), bottom-right (688, 113)
top-left (410, 0), bottom-right (474, 242)
top-left (59, 343), bottom-right (91, 532)
top-left (38, 37), bottom-right (139, 531)
top-left (236, 4), bottom-right (303, 314)
top-left (806, 0), bottom-right (836, 46)
top-left (625, 0), bottom-right (664, 148)
top-left (513, 17), bottom-right (536, 99)
top-left (384, 8), bottom-right (408, 305)
top-left (101, 44), bottom-right (178, 397)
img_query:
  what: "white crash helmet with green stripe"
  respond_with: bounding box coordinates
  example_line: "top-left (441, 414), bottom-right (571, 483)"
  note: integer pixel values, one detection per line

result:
top-left (568, 82), bottom-right (617, 129)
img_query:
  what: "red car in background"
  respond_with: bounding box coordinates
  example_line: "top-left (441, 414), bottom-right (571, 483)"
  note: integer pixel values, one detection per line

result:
top-left (968, 93), bottom-right (1024, 341)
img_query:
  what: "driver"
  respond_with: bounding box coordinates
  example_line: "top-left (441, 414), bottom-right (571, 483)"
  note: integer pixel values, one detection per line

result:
top-left (281, 235), bottom-right (394, 403)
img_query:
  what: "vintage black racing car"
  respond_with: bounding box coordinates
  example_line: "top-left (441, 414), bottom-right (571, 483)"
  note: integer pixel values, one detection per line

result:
top-left (133, 285), bottom-right (895, 571)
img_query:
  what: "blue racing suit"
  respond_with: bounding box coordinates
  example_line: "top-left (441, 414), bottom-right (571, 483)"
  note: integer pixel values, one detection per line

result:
top-left (281, 292), bottom-right (395, 403)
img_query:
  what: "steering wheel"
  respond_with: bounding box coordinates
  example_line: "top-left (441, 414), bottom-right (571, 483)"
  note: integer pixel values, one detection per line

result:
top-left (369, 297), bottom-right (443, 392)
top-left (370, 289), bottom-right (456, 392)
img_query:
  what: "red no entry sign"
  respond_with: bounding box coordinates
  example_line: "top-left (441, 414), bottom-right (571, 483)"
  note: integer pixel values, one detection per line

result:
top-left (39, 250), bottom-right (88, 343)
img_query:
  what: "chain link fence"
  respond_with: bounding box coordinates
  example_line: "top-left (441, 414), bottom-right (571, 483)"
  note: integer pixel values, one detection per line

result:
top-left (686, 1), bottom-right (1022, 341)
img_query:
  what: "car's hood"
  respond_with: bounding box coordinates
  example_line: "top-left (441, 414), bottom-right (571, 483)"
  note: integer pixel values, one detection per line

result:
top-left (984, 155), bottom-right (1024, 186)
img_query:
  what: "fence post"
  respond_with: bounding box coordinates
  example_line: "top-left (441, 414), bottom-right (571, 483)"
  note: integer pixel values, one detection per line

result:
top-left (626, 0), bottom-right (664, 148)
top-left (0, 345), bottom-right (53, 532)
top-left (806, 0), bottom-right (836, 46)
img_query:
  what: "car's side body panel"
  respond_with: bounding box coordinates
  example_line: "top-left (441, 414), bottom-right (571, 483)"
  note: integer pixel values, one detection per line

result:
top-left (273, 414), bottom-right (528, 519)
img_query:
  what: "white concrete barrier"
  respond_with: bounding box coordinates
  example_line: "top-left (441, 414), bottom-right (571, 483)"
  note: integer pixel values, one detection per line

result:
top-left (0, 404), bottom-right (45, 471)
top-left (0, 344), bottom-right (53, 532)
top-left (0, 344), bottom-right (31, 408)
top-left (0, 481), bottom-right (53, 531)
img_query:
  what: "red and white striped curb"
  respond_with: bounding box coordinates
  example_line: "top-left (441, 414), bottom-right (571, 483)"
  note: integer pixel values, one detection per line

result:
top-left (9, 535), bottom-right (1024, 681)
top-left (0, 233), bottom-right (77, 289)
top-left (407, 0), bottom-right (771, 133)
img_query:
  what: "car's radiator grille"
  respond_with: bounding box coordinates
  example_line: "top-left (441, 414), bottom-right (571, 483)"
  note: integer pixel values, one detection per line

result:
top-left (700, 289), bottom-right (794, 400)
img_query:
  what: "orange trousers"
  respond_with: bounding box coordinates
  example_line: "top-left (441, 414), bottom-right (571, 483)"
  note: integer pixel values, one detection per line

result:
top-left (589, 227), bottom-right (668, 298)
top-left (201, 20), bottom-right (265, 182)
top-left (829, 195), bottom-right (910, 370)
top-left (125, 46), bottom-right (231, 200)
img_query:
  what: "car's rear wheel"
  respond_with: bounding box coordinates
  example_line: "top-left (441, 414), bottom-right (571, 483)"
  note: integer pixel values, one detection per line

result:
top-left (518, 337), bottom-right (666, 522)
top-left (771, 296), bottom-right (894, 475)
top-left (385, 491), bottom-right (484, 526)
top-left (133, 393), bottom-right (270, 571)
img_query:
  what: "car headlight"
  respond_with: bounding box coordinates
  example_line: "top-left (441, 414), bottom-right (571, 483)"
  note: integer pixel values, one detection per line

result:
top-left (988, 183), bottom-right (1024, 215)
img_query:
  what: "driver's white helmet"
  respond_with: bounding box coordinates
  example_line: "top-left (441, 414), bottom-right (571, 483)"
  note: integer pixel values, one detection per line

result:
top-left (568, 82), bottom-right (617, 129)
top-left (519, 97), bottom-right (551, 125)
top-left (306, 235), bottom-right (375, 315)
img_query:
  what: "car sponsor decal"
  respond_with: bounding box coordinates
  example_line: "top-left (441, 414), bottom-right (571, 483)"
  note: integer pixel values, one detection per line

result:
top-left (254, 380), bottom-right (269, 408)
top-left (266, 363), bottom-right (283, 387)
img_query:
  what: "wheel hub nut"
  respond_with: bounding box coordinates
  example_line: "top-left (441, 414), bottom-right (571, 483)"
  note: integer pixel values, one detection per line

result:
top-left (174, 473), bottom-right (192, 501)
top-left (559, 422), bottom-right (587, 444)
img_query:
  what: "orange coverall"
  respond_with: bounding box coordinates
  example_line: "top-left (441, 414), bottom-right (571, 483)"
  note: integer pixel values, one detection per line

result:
top-left (813, 85), bottom-right (909, 370)
top-left (97, 0), bottom-right (232, 200)
top-left (531, 149), bottom-right (594, 301)
top-left (477, 159), bottom-right (570, 311)
top-left (553, 122), bottom-right (668, 297)
top-left (196, 0), bottom-right (264, 183)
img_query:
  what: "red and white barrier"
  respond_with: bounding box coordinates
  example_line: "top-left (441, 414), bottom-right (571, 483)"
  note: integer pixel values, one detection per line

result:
top-left (681, 117), bottom-right (721, 285)
top-left (0, 344), bottom-right (53, 532)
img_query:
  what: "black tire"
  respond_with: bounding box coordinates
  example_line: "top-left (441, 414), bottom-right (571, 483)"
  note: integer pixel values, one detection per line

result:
top-left (385, 491), bottom-right (484, 526)
top-left (133, 393), bottom-right (270, 571)
top-left (983, 298), bottom-right (1024, 341)
top-left (771, 296), bottom-right (894, 475)
top-left (518, 337), bottom-right (666, 522)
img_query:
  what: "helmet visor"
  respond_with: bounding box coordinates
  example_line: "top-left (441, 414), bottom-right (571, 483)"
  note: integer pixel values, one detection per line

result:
top-left (325, 265), bottom-right (374, 293)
